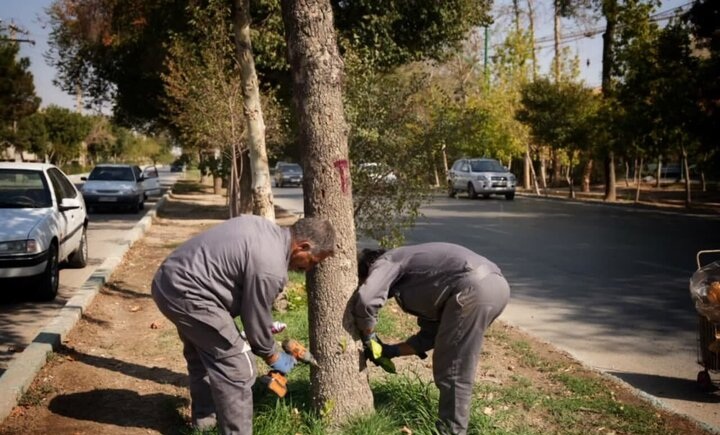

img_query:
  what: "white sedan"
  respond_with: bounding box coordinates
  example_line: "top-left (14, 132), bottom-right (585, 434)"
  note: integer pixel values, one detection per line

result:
top-left (0, 163), bottom-right (88, 300)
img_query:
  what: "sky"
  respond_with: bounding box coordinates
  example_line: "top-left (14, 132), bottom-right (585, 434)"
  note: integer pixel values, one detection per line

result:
top-left (0, 0), bottom-right (691, 112)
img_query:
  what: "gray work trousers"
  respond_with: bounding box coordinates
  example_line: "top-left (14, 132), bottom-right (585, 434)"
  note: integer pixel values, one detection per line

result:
top-left (151, 287), bottom-right (256, 435)
top-left (433, 272), bottom-right (510, 435)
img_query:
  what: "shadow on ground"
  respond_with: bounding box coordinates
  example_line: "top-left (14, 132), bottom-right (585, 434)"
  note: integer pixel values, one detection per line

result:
top-left (49, 389), bottom-right (187, 433)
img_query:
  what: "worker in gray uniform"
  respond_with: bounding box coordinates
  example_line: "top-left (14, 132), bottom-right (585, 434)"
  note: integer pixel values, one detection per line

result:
top-left (354, 242), bottom-right (510, 435)
top-left (151, 215), bottom-right (335, 435)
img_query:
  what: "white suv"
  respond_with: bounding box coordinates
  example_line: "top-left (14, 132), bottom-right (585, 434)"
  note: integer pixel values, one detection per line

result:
top-left (0, 163), bottom-right (89, 300)
top-left (447, 158), bottom-right (516, 200)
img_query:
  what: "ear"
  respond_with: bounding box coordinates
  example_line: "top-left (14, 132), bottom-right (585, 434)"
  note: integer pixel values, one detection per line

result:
top-left (298, 241), bottom-right (312, 252)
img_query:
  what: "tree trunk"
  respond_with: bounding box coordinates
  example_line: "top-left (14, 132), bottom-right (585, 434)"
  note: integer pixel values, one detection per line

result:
top-left (632, 158), bottom-right (638, 185)
top-left (567, 152), bottom-right (575, 199)
top-left (539, 154), bottom-right (548, 194)
top-left (239, 148), bottom-right (253, 214)
top-left (582, 158), bottom-right (593, 193)
top-left (701, 171), bottom-right (706, 192)
top-left (553, 1), bottom-right (561, 83)
top-left (233, 0), bottom-right (275, 221)
top-left (681, 145), bottom-right (691, 207)
top-left (601, 0), bottom-right (618, 202)
top-left (523, 146), bottom-right (531, 190)
top-left (529, 155), bottom-right (541, 195)
top-left (635, 157), bottom-right (643, 203)
top-left (213, 175), bottom-right (223, 195)
top-left (624, 160), bottom-right (630, 187)
top-left (229, 145), bottom-right (240, 218)
top-left (527, 0), bottom-right (538, 80)
top-left (655, 156), bottom-right (662, 188)
top-left (281, 0), bottom-right (374, 423)
top-left (604, 151), bottom-right (616, 202)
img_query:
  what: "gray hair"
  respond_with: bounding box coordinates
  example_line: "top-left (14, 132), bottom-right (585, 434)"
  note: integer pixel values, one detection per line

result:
top-left (290, 217), bottom-right (336, 255)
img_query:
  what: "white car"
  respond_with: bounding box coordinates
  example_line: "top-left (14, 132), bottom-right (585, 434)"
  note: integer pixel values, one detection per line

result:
top-left (81, 164), bottom-right (147, 213)
top-left (141, 165), bottom-right (162, 197)
top-left (0, 163), bottom-right (89, 300)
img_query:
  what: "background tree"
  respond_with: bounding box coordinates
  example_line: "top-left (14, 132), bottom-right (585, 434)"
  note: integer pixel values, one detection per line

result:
top-left (281, 0), bottom-right (373, 422)
top-left (14, 113), bottom-right (49, 158)
top-left (0, 35), bottom-right (40, 150)
top-left (43, 105), bottom-right (91, 165)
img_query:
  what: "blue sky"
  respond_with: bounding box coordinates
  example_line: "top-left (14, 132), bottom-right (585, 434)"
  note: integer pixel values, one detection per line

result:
top-left (1, 0), bottom-right (689, 111)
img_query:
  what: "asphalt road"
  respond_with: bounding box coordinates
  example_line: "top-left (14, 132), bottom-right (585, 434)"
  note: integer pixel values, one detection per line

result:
top-left (0, 169), bottom-right (181, 375)
top-left (273, 187), bottom-right (720, 431)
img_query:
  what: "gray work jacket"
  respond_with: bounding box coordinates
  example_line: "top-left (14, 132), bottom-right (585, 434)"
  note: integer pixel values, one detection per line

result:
top-left (152, 215), bottom-right (291, 359)
top-left (353, 242), bottom-right (501, 352)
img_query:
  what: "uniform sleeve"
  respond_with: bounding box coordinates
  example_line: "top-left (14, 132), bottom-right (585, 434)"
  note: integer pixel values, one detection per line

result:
top-left (353, 259), bottom-right (401, 332)
top-left (239, 273), bottom-right (283, 359)
top-left (406, 318), bottom-right (439, 353)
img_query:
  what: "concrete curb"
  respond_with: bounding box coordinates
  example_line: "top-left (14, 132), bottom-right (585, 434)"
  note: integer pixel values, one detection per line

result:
top-left (0, 192), bottom-right (171, 423)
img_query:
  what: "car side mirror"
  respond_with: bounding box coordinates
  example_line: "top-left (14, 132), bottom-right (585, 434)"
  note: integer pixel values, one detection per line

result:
top-left (59, 198), bottom-right (81, 211)
top-left (137, 176), bottom-right (145, 183)
top-left (80, 176), bottom-right (87, 181)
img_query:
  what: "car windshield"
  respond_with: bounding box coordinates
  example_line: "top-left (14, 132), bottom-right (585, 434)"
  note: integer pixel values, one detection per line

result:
top-left (280, 164), bottom-right (302, 173)
top-left (470, 160), bottom-right (506, 172)
top-left (0, 169), bottom-right (52, 208)
top-left (88, 167), bottom-right (135, 181)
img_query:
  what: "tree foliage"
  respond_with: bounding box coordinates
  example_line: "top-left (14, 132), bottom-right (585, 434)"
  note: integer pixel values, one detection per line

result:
top-left (42, 105), bottom-right (92, 165)
top-left (0, 36), bottom-right (40, 144)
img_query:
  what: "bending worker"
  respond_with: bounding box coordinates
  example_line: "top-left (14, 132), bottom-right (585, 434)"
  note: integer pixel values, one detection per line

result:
top-left (151, 215), bottom-right (335, 435)
top-left (354, 242), bottom-right (510, 435)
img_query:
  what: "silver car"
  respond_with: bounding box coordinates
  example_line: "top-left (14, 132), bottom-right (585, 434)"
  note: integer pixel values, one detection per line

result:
top-left (81, 164), bottom-right (146, 213)
top-left (447, 158), bottom-right (516, 200)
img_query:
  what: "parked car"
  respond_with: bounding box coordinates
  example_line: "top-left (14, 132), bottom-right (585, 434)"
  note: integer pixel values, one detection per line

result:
top-left (81, 164), bottom-right (147, 213)
top-left (141, 165), bottom-right (162, 197)
top-left (0, 162), bottom-right (88, 300)
top-left (357, 162), bottom-right (397, 184)
top-left (274, 162), bottom-right (303, 187)
top-left (447, 158), bottom-right (516, 200)
top-left (170, 163), bottom-right (186, 173)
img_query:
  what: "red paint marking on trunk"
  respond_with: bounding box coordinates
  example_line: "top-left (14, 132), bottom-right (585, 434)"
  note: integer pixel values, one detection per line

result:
top-left (334, 159), bottom-right (349, 194)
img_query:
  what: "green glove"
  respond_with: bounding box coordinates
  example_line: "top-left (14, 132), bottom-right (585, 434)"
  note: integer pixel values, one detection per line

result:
top-left (363, 334), bottom-right (397, 374)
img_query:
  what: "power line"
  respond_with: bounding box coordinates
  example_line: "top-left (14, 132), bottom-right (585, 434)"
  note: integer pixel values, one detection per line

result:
top-left (532, 2), bottom-right (693, 47)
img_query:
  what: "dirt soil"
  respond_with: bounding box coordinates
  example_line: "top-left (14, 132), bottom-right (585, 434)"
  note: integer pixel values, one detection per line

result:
top-left (0, 181), bottom-right (715, 435)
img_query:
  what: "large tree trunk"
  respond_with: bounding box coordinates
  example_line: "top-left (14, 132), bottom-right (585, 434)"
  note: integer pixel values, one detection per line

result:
top-left (539, 153), bottom-right (548, 194)
top-left (635, 157), bottom-right (643, 203)
top-left (233, 0), bottom-right (275, 221)
top-left (281, 0), bottom-right (374, 423)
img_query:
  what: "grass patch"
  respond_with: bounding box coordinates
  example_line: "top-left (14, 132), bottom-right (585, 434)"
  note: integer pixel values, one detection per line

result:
top-left (19, 381), bottom-right (56, 407)
top-left (172, 180), bottom-right (208, 195)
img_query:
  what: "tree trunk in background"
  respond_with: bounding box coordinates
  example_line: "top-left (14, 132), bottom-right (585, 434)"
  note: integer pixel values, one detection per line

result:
top-left (233, 0), bottom-right (275, 221)
top-left (682, 145), bottom-right (691, 207)
top-left (604, 151), bottom-right (617, 202)
top-left (523, 146), bottom-right (531, 190)
top-left (539, 154), bottom-right (548, 194)
top-left (701, 171), bottom-right (706, 192)
top-left (582, 158), bottom-right (593, 193)
top-left (281, 0), bottom-right (374, 423)
top-left (601, 0), bottom-right (618, 202)
top-left (567, 153), bottom-right (575, 199)
top-left (635, 157), bottom-right (643, 203)
top-left (656, 156), bottom-right (662, 188)
top-left (624, 160), bottom-right (630, 187)
top-left (527, 0), bottom-right (538, 79)
top-left (529, 157), bottom-right (541, 195)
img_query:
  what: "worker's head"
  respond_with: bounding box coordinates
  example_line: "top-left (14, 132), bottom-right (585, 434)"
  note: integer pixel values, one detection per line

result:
top-left (357, 248), bottom-right (387, 285)
top-left (289, 217), bottom-right (336, 272)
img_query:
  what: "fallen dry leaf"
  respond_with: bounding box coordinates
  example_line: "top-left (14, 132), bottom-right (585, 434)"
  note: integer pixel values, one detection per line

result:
top-left (129, 305), bottom-right (141, 312)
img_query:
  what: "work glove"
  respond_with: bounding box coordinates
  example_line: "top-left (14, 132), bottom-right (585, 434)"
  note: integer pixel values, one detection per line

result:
top-left (362, 333), bottom-right (398, 374)
top-left (269, 352), bottom-right (297, 375)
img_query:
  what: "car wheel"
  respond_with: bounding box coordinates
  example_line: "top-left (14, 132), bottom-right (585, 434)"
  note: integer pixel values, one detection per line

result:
top-left (505, 192), bottom-right (515, 201)
top-left (36, 243), bottom-right (59, 301)
top-left (447, 182), bottom-right (456, 198)
top-left (139, 197), bottom-right (145, 210)
top-left (467, 183), bottom-right (478, 199)
top-left (68, 227), bottom-right (88, 268)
